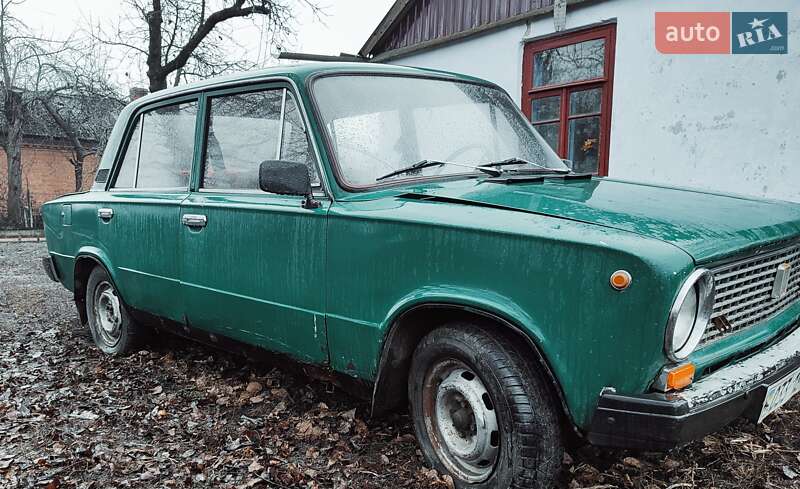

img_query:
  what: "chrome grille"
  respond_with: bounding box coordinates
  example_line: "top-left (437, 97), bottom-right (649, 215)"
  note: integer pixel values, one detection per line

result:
top-left (701, 242), bottom-right (800, 345)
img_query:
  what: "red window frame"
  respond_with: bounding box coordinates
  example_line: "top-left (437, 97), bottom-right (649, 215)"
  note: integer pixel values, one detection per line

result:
top-left (521, 23), bottom-right (616, 176)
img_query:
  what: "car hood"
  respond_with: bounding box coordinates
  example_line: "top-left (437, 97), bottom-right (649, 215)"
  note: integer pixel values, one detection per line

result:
top-left (396, 177), bottom-right (800, 264)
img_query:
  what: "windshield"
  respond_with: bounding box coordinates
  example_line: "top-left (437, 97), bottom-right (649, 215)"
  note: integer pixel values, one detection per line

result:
top-left (312, 75), bottom-right (567, 187)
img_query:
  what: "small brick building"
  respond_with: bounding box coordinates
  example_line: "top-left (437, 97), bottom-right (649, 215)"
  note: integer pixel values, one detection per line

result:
top-left (0, 140), bottom-right (99, 218)
top-left (0, 92), bottom-right (124, 225)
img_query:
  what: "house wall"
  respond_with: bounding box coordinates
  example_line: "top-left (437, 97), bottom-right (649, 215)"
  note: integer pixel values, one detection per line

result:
top-left (0, 145), bottom-right (99, 217)
top-left (388, 0), bottom-right (800, 203)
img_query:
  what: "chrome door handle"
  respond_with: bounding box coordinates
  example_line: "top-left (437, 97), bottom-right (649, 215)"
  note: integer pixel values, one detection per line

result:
top-left (181, 214), bottom-right (207, 228)
top-left (98, 208), bottom-right (114, 220)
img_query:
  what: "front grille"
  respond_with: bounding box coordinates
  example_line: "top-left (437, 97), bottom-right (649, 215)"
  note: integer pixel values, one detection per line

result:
top-left (701, 242), bottom-right (800, 345)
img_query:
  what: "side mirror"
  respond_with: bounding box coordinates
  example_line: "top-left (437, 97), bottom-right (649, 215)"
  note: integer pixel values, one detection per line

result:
top-left (259, 160), bottom-right (320, 209)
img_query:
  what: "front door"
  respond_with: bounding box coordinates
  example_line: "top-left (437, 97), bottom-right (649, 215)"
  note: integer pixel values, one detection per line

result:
top-left (179, 85), bottom-right (329, 364)
top-left (97, 97), bottom-right (200, 323)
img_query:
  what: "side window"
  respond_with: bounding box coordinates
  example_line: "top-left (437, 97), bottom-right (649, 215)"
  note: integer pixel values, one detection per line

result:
top-left (136, 101), bottom-right (198, 188)
top-left (202, 88), bottom-right (319, 190)
top-left (113, 115), bottom-right (142, 188)
top-left (281, 95), bottom-right (319, 185)
top-left (203, 90), bottom-right (282, 190)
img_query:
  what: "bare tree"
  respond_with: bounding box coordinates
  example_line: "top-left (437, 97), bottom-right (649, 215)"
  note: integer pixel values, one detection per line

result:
top-left (0, 0), bottom-right (68, 226)
top-left (39, 94), bottom-right (121, 192)
top-left (35, 43), bottom-right (124, 191)
top-left (94, 0), bottom-right (316, 93)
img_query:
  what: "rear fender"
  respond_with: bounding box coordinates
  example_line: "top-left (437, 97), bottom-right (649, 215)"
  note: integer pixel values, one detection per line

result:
top-left (73, 246), bottom-right (119, 325)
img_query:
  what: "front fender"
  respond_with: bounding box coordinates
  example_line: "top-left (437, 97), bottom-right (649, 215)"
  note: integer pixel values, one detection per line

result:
top-left (370, 293), bottom-right (575, 423)
top-left (381, 286), bottom-right (544, 345)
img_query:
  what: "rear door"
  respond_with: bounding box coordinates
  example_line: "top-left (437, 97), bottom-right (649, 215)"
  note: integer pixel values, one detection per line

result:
top-left (97, 97), bottom-right (200, 323)
top-left (179, 83), bottom-right (330, 364)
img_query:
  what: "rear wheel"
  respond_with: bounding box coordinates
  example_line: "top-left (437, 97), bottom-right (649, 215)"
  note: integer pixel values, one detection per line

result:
top-left (409, 323), bottom-right (563, 489)
top-left (85, 266), bottom-right (146, 355)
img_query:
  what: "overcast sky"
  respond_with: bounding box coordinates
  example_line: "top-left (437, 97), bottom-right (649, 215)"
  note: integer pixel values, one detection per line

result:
top-left (17, 0), bottom-right (394, 89)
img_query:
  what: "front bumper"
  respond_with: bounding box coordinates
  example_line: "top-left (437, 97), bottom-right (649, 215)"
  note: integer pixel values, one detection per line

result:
top-left (588, 323), bottom-right (800, 451)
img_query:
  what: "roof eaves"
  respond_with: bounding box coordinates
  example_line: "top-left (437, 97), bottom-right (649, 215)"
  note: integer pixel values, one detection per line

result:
top-left (365, 0), bottom-right (604, 61)
top-left (358, 0), bottom-right (417, 58)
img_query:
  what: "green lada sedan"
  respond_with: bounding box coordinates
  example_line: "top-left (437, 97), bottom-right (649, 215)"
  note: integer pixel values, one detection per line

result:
top-left (41, 63), bottom-right (800, 489)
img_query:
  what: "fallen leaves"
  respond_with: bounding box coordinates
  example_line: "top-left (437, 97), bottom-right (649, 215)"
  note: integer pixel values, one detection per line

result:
top-left (3, 242), bottom-right (800, 488)
top-left (68, 410), bottom-right (99, 421)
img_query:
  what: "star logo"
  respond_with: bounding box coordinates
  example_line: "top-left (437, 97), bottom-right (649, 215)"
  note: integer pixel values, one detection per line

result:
top-left (748, 17), bottom-right (768, 29)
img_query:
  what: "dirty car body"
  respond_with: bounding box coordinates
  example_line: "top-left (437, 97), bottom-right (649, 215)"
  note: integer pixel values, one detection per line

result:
top-left (41, 63), bottom-right (800, 487)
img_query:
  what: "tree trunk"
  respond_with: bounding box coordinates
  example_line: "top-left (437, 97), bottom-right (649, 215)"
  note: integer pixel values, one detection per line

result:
top-left (3, 89), bottom-right (24, 227)
top-left (145, 0), bottom-right (167, 92)
top-left (71, 157), bottom-right (84, 192)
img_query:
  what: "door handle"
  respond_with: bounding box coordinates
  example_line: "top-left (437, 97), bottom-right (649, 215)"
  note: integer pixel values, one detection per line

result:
top-left (98, 208), bottom-right (114, 220)
top-left (182, 214), bottom-right (207, 228)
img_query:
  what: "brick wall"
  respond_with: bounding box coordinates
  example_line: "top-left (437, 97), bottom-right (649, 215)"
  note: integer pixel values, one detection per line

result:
top-left (0, 143), bottom-right (99, 216)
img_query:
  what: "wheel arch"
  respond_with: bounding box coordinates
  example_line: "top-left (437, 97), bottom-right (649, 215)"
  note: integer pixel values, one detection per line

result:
top-left (370, 301), bottom-right (576, 433)
top-left (73, 247), bottom-right (117, 325)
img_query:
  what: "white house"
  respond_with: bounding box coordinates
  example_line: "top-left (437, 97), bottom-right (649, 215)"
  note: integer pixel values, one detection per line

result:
top-left (357, 0), bottom-right (799, 202)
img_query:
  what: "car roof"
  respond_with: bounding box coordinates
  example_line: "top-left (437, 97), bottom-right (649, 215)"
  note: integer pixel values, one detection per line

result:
top-left (128, 62), bottom-right (498, 109)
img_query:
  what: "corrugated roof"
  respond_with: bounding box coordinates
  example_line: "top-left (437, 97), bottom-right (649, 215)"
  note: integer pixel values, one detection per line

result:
top-left (360, 0), bottom-right (602, 61)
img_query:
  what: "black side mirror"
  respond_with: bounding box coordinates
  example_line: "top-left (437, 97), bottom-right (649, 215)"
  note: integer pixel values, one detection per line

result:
top-left (259, 160), bottom-right (320, 209)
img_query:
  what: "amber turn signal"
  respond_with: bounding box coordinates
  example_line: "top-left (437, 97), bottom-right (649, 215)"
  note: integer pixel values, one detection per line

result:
top-left (666, 363), bottom-right (695, 391)
top-left (610, 270), bottom-right (632, 290)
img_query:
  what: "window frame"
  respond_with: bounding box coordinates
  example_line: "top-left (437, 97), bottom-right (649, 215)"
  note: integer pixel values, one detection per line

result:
top-left (521, 22), bottom-right (616, 176)
top-left (109, 94), bottom-right (201, 192)
top-left (196, 82), bottom-right (323, 195)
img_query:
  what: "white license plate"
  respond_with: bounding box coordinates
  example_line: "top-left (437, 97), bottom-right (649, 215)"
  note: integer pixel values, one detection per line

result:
top-left (759, 368), bottom-right (800, 423)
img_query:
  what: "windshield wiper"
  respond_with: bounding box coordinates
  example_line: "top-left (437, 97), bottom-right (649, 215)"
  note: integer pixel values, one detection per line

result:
top-left (376, 159), bottom-right (501, 182)
top-left (479, 157), bottom-right (570, 174)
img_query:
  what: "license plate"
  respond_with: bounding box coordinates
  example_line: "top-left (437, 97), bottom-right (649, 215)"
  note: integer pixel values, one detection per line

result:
top-left (759, 368), bottom-right (800, 423)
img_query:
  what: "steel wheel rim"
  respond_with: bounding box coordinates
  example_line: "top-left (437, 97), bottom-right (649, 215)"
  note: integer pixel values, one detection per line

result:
top-left (422, 359), bottom-right (500, 483)
top-left (93, 281), bottom-right (122, 347)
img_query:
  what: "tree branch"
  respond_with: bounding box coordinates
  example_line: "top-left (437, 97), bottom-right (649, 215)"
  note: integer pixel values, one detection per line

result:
top-left (160, 0), bottom-right (271, 76)
top-left (38, 96), bottom-right (95, 161)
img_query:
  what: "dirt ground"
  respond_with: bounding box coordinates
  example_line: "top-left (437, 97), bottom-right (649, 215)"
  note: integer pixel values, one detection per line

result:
top-left (2, 241), bottom-right (800, 489)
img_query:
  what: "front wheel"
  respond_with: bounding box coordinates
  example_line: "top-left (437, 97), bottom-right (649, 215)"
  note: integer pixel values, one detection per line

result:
top-left (409, 323), bottom-right (563, 489)
top-left (85, 266), bottom-right (146, 355)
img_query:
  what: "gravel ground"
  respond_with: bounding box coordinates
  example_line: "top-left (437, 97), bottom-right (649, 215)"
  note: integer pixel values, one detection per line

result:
top-left (2, 241), bottom-right (800, 488)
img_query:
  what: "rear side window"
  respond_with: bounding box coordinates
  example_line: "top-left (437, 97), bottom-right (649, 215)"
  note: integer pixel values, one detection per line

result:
top-left (112, 100), bottom-right (198, 189)
top-left (113, 115), bottom-right (142, 188)
top-left (202, 88), bottom-right (318, 190)
top-left (137, 101), bottom-right (198, 188)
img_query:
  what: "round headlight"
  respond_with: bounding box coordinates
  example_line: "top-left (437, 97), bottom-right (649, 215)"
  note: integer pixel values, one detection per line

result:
top-left (666, 269), bottom-right (715, 361)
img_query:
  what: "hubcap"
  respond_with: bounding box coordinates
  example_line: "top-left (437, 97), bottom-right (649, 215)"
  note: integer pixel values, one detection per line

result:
top-left (423, 360), bottom-right (500, 483)
top-left (93, 281), bottom-right (122, 347)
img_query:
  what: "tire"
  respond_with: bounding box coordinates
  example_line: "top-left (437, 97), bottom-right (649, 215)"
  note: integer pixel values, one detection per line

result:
top-left (85, 266), bottom-right (146, 355)
top-left (409, 322), bottom-right (563, 489)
